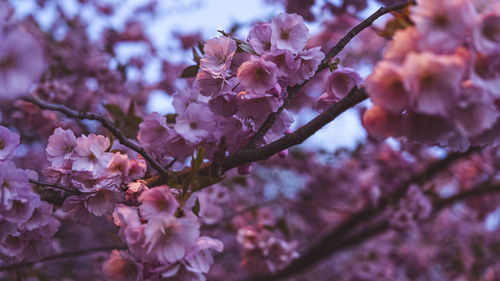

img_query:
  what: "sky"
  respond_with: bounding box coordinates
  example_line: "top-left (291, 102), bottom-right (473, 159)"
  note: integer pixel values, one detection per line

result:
top-left (12, 0), bottom-right (370, 152)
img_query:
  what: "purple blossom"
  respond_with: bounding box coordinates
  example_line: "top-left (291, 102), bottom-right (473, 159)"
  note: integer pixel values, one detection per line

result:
top-left (71, 134), bottom-right (114, 177)
top-left (102, 250), bottom-right (143, 281)
top-left (185, 236), bottom-right (224, 274)
top-left (325, 68), bottom-right (363, 99)
top-left (0, 125), bottom-right (19, 161)
top-left (139, 185), bottom-right (179, 220)
top-left (144, 215), bottom-right (200, 263)
top-left (288, 47), bottom-right (324, 84)
top-left (200, 36), bottom-right (237, 79)
top-left (411, 0), bottom-right (476, 53)
top-left (237, 57), bottom-right (279, 94)
top-left (46, 127), bottom-right (76, 168)
top-left (271, 13), bottom-right (309, 54)
top-left (403, 51), bottom-right (466, 115)
top-left (248, 23), bottom-right (273, 55)
top-left (174, 103), bottom-right (216, 144)
top-left (0, 30), bottom-right (45, 99)
top-left (366, 61), bottom-right (408, 113)
top-left (473, 11), bottom-right (500, 55)
top-left (261, 49), bottom-right (300, 79)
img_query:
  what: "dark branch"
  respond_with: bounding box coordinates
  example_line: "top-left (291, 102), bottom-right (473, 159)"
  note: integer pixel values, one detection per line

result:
top-left (21, 96), bottom-right (169, 179)
top-left (244, 0), bottom-right (416, 149)
top-left (0, 245), bottom-right (126, 272)
top-left (222, 87), bottom-right (368, 171)
top-left (238, 146), bottom-right (479, 281)
top-left (29, 179), bottom-right (81, 194)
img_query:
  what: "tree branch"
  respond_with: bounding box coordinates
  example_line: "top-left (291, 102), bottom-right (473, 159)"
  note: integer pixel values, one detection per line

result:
top-left (244, 0), bottom-right (416, 149)
top-left (222, 87), bottom-right (368, 171)
top-left (29, 179), bottom-right (81, 194)
top-left (0, 245), bottom-right (126, 272)
top-left (21, 96), bottom-right (169, 179)
top-left (238, 147), bottom-right (479, 281)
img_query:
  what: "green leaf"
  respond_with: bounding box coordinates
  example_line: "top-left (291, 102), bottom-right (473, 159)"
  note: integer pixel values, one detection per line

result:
top-left (104, 104), bottom-right (126, 120)
top-left (166, 113), bottom-right (178, 124)
top-left (276, 218), bottom-right (291, 239)
top-left (192, 197), bottom-right (201, 217)
top-left (180, 65), bottom-right (200, 78)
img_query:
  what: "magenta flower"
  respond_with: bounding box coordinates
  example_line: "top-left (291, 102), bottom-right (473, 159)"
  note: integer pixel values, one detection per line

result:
top-left (0, 30), bottom-right (45, 99)
top-left (403, 51), bottom-right (465, 115)
top-left (174, 103), bottom-right (216, 144)
top-left (473, 11), bottom-right (500, 55)
top-left (366, 61), bottom-right (408, 113)
top-left (102, 250), bottom-right (143, 281)
top-left (248, 23), bottom-right (273, 55)
top-left (138, 112), bottom-right (170, 151)
top-left (271, 13), bottom-right (309, 54)
top-left (200, 36), bottom-right (237, 79)
top-left (139, 185), bottom-right (179, 220)
top-left (411, 0), bottom-right (475, 53)
top-left (185, 236), bottom-right (224, 273)
top-left (262, 49), bottom-right (300, 78)
top-left (383, 27), bottom-right (420, 63)
top-left (288, 47), bottom-right (324, 84)
top-left (0, 125), bottom-right (19, 161)
top-left (237, 57), bottom-right (279, 94)
top-left (71, 134), bottom-right (114, 177)
top-left (144, 215), bottom-right (200, 263)
top-left (46, 127), bottom-right (76, 168)
top-left (325, 68), bottom-right (362, 99)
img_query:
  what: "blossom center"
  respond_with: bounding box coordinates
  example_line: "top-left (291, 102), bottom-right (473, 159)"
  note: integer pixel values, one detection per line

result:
top-left (190, 122), bottom-right (198, 129)
top-left (0, 140), bottom-right (4, 150)
top-left (434, 14), bottom-right (449, 28)
top-left (88, 152), bottom-right (97, 161)
top-left (280, 30), bottom-right (291, 40)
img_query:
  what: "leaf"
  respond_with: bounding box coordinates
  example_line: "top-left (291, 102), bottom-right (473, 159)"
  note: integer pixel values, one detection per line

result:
top-left (378, 5), bottom-right (412, 38)
top-left (104, 104), bottom-right (126, 120)
top-left (192, 197), bottom-right (201, 217)
top-left (237, 42), bottom-right (258, 55)
top-left (180, 64), bottom-right (200, 78)
top-left (276, 218), bottom-right (291, 239)
top-left (166, 113), bottom-right (178, 124)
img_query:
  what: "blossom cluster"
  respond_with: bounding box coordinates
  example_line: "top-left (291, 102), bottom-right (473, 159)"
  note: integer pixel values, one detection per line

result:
top-left (0, 126), bottom-right (60, 263)
top-left (45, 128), bottom-right (146, 217)
top-left (363, 0), bottom-right (500, 151)
top-left (104, 186), bottom-right (223, 281)
top-left (138, 12), bottom-right (324, 165)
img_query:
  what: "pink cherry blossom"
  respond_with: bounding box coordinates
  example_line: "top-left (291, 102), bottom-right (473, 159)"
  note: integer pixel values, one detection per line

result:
top-left (0, 125), bottom-right (19, 161)
top-left (403, 51), bottom-right (466, 115)
top-left (366, 61), bottom-right (408, 113)
top-left (139, 185), bottom-right (179, 220)
top-left (411, 0), bottom-right (476, 53)
top-left (102, 250), bottom-right (143, 281)
top-left (0, 30), bottom-right (45, 99)
top-left (237, 57), bottom-right (279, 94)
top-left (174, 103), bottom-right (217, 144)
top-left (144, 215), bottom-right (200, 263)
top-left (200, 36), bottom-right (237, 79)
top-left (45, 127), bottom-right (76, 168)
top-left (271, 13), bottom-right (309, 54)
top-left (71, 134), bottom-right (114, 177)
top-left (325, 68), bottom-right (362, 99)
top-left (248, 23), bottom-right (273, 55)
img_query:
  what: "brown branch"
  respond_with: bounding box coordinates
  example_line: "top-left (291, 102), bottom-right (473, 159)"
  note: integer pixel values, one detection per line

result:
top-left (21, 96), bottom-right (169, 179)
top-left (29, 179), bottom-right (81, 194)
top-left (238, 146), bottom-right (479, 281)
top-left (0, 245), bottom-right (126, 272)
top-left (244, 0), bottom-right (416, 149)
top-left (222, 87), bottom-right (368, 171)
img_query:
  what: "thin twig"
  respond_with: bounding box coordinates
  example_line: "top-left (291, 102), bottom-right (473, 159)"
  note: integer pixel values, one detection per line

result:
top-left (0, 245), bottom-right (126, 272)
top-left (239, 166), bottom-right (498, 281)
top-left (21, 96), bottom-right (169, 179)
top-left (29, 179), bottom-right (81, 194)
top-left (222, 87), bottom-right (368, 171)
top-left (243, 0), bottom-right (416, 149)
